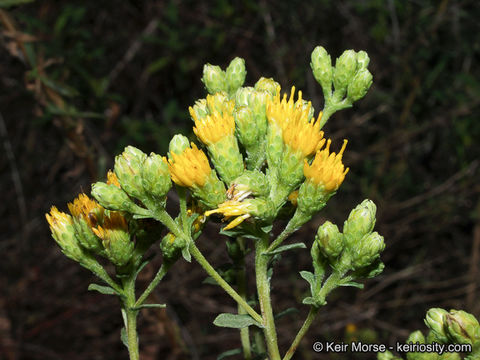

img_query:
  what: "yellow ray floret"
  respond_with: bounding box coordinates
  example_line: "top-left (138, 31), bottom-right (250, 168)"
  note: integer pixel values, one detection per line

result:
top-left (46, 206), bottom-right (73, 233)
top-left (205, 200), bottom-right (252, 230)
top-left (190, 107), bottom-right (235, 145)
top-left (267, 86), bottom-right (324, 156)
top-left (168, 143), bottom-right (212, 188)
top-left (68, 193), bottom-right (104, 227)
top-left (107, 170), bottom-right (121, 188)
top-left (304, 139), bottom-right (349, 192)
top-left (92, 211), bottom-right (128, 240)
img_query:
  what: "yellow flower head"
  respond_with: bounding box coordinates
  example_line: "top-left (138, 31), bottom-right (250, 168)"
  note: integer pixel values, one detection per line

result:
top-left (288, 190), bottom-right (299, 207)
top-left (107, 170), bottom-right (121, 188)
top-left (67, 193), bottom-right (104, 228)
top-left (46, 206), bottom-right (74, 235)
top-left (190, 107), bottom-right (235, 145)
top-left (92, 211), bottom-right (128, 240)
top-left (267, 86), bottom-right (324, 157)
top-left (168, 143), bottom-right (212, 187)
top-left (304, 139), bottom-right (349, 192)
top-left (206, 93), bottom-right (235, 115)
top-left (205, 200), bottom-right (252, 230)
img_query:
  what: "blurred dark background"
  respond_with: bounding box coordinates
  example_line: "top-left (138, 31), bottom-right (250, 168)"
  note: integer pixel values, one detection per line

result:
top-left (1, 0), bottom-right (479, 359)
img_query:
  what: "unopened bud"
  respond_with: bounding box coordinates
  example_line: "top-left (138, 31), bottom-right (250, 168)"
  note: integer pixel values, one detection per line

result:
top-left (333, 49), bottom-right (358, 93)
top-left (231, 170), bottom-right (269, 197)
top-left (141, 153), bottom-right (171, 199)
top-left (202, 64), bottom-right (226, 94)
top-left (160, 232), bottom-right (187, 265)
top-left (445, 310), bottom-right (480, 345)
top-left (235, 87), bottom-right (254, 107)
top-left (347, 68), bottom-right (373, 102)
top-left (226, 57), bottom-right (246, 94)
top-left (351, 232), bottom-right (385, 269)
top-left (114, 146), bottom-right (147, 200)
top-left (316, 221), bottom-right (344, 258)
top-left (168, 134), bottom-right (190, 156)
top-left (99, 227), bottom-right (133, 267)
top-left (254, 77), bottom-right (280, 96)
top-left (344, 199), bottom-right (377, 247)
top-left (425, 308), bottom-right (449, 343)
top-left (407, 330), bottom-right (425, 344)
top-left (310, 46), bottom-right (333, 92)
top-left (356, 50), bottom-right (370, 70)
top-left (91, 182), bottom-right (142, 214)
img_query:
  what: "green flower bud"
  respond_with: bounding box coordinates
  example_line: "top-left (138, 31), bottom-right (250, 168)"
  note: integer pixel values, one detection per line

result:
top-left (190, 98), bottom-right (209, 120)
top-left (114, 146), bottom-right (147, 201)
top-left (91, 182), bottom-right (146, 215)
top-left (445, 310), bottom-right (480, 345)
top-left (202, 64), bottom-right (226, 94)
top-left (334, 49), bottom-right (358, 93)
top-left (310, 46), bottom-right (333, 94)
top-left (347, 68), bottom-right (373, 102)
top-left (235, 87), bottom-right (255, 107)
top-left (316, 221), bottom-right (344, 258)
top-left (254, 77), bottom-right (280, 96)
top-left (230, 170), bottom-right (269, 197)
top-left (356, 50), bottom-right (370, 70)
top-left (425, 308), bottom-right (449, 343)
top-left (160, 232), bottom-right (187, 265)
top-left (407, 330), bottom-right (425, 344)
top-left (46, 207), bottom-right (85, 262)
top-left (226, 57), bottom-right (246, 94)
top-left (234, 106), bottom-right (258, 147)
top-left (169, 134), bottom-right (190, 156)
top-left (249, 90), bottom-right (269, 136)
top-left (141, 153), bottom-right (172, 199)
top-left (351, 232), bottom-right (385, 269)
top-left (296, 179), bottom-right (331, 216)
top-left (72, 217), bottom-right (103, 253)
top-left (344, 199), bottom-right (377, 247)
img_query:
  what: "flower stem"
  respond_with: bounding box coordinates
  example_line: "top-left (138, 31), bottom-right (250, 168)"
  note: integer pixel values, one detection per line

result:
top-left (189, 242), bottom-right (263, 324)
top-left (255, 236), bottom-right (281, 360)
top-left (267, 210), bottom-right (305, 253)
top-left (135, 263), bottom-right (170, 307)
top-left (123, 274), bottom-right (140, 360)
top-left (236, 243), bottom-right (252, 360)
top-left (283, 307), bottom-right (318, 360)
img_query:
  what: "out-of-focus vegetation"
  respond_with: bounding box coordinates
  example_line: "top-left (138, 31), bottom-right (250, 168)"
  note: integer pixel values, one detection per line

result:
top-left (0, 0), bottom-right (479, 359)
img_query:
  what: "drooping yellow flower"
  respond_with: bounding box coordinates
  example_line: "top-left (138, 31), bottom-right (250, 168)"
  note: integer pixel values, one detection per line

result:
top-left (168, 143), bottom-right (212, 188)
top-left (68, 193), bottom-right (104, 228)
top-left (303, 139), bottom-right (349, 192)
top-left (205, 200), bottom-right (252, 230)
top-left (107, 170), bottom-right (121, 188)
top-left (190, 108), bottom-right (235, 145)
top-left (267, 86), bottom-right (325, 157)
top-left (46, 206), bottom-right (74, 236)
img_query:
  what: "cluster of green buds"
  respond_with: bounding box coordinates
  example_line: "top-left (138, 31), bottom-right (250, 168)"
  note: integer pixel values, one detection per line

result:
top-left (378, 308), bottom-right (480, 360)
top-left (311, 46), bottom-right (373, 124)
top-left (202, 57), bottom-right (246, 97)
top-left (302, 199), bottom-right (385, 307)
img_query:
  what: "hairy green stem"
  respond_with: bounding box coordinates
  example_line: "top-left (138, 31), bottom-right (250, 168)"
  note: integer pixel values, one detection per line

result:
top-left (267, 210), bottom-right (306, 253)
top-left (176, 186), bottom-right (189, 234)
top-left (189, 242), bottom-right (263, 324)
top-left (283, 307), bottom-right (319, 360)
top-left (135, 263), bottom-right (170, 307)
top-left (255, 236), bottom-right (281, 360)
top-left (235, 238), bottom-right (252, 360)
top-left (123, 275), bottom-right (140, 360)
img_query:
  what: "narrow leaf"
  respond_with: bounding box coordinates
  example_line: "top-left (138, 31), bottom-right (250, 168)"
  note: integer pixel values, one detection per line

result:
top-left (213, 313), bottom-right (263, 329)
top-left (182, 247), bottom-right (191, 262)
top-left (130, 303), bottom-right (166, 311)
top-left (120, 327), bottom-right (128, 349)
top-left (264, 242), bottom-right (306, 255)
top-left (339, 281), bottom-right (364, 289)
top-left (274, 307), bottom-right (299, 320)
top-left (88, 283), bottom-right (119, 296)
top-left (217, 348), bottom-right (242, 360)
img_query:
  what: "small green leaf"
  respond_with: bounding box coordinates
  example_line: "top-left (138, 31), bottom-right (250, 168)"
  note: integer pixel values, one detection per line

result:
top-left (302, 297), bottom-right (317, 306)
top-left (182, 247), bottom-right (191, 262)
top-left (274, 307), bottom-right (299, 320)
top-left (217, 348), bottom-right (242, 360)
top-left (213, 313), bottom-right (263, 329)
top-left (120, 327), bottom-right (128, 349)
top-left (88, 283), bottom-right (119, 296)
top-left (130, 303), bottom-right (166, 311)
top-left (264, 242), bottom-right (306, 256)
top-left (339, 281), bottom-right (364, 289)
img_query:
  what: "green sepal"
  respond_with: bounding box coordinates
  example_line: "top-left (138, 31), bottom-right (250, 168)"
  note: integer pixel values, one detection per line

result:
top-left (213, 313), bottom-right (264, 329)
top-left (88, 283), bottom-right (121, 296)
top-left (263, 242), bottom-right (306, 256)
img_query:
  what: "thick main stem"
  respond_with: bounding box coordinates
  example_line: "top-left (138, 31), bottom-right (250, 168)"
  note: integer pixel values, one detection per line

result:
top-left (189, 242), bottom-right (263, 324)
top-left (283, 307), bottom-right (318, 360)
top-left (237, 261), bottom-right (252, 360)
top-left (123, 275), bottom-right (140, 360)
top-left (255, 237), bottom-right (281, 360)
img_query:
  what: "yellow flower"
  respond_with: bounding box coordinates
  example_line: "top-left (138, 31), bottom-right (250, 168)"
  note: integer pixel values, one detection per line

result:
top-left (46, 206), bottom-right (74, 236)
top-left (168, 143), bottom-right (212, 187)
top-left (205, 200), bottom-right (252, 230)
top-left (91, 211), bottom-right (128, 240)
top-left (303, 139), bottom-right (349, 192)
top-left (107, 170), bottom-right (121, 188)
top-left (206, 93), bottom-right (235, 115)
top-left (267, 86), bottom-right (325, 157)
top-left (67, 193), bottom-right (104, 228)
top-left (190, 108), bottom-right (235, 145)
top-left (288, 190), bottom-right (299, 206)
